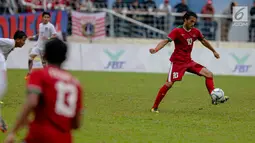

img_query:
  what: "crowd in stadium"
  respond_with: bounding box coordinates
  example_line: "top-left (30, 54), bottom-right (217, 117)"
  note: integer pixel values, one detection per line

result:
top-left (0, 0), bottom-right (254, 42)
top-left (111, 0), bottom-right (255, 41)
top-left (0, 0), bottom-right (107, 14)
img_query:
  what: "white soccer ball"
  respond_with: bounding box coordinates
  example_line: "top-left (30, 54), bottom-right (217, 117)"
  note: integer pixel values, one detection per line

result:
top-left (211, 88), bottom-right (225, 102)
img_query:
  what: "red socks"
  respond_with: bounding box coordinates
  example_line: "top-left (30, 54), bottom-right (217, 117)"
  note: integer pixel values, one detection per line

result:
top-left (206, 77), bottom-right (215, 94)
top-left (152, 77), bottom-right (214, 109)
top-left (152, 85), bottom-right (170, 109)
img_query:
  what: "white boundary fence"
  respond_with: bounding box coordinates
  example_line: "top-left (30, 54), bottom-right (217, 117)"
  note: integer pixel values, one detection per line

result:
top-left (6, 41), bottom-right (255, 76)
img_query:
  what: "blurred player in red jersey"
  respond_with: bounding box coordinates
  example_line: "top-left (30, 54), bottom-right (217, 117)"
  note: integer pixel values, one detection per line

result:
top-left (4, 38), bottom-right (83, 143)
top-left (150, 11), bottom-right (229, 113)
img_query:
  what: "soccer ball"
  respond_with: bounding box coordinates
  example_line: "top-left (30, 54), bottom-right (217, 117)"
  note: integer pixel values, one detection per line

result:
top-left (211, 88), bottom-right (225, 102)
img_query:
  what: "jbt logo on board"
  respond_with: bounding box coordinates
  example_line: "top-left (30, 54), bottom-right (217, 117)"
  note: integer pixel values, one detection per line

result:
top-left (230, 53), bottom-right (252, 73)
top-left (104, 49), bottom-right (126, 69)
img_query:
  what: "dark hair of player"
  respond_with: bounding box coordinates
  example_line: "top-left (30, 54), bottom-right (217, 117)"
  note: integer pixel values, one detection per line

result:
top-left (44, 38), bottom-right (67, 66)
top-left (13, 30), bottom-right (27, 39)
top-left (183, 11), bottom-right (198, 21)
top-left (42, 11), bottom-right (51, 17)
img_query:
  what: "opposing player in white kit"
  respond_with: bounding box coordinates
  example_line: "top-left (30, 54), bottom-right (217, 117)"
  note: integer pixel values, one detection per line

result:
top-left (0, 30), bottom-right (27, 132)
top-left (25, 12), bottom-right (57, 80)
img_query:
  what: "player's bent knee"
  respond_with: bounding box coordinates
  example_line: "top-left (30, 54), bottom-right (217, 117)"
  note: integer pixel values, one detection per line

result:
top-left (29, 54), bottom-right (36, 59)
top-left (0, 83), bottom-right (6, 99)
top-left (0, 77), bottom-right (6, 99)
top-left (200, 68), bottom-right (213, 78)
top-left (204, 71), bottom-right (213, 78)
top-left (208, 71), bottom-right (213, 78)
top-left (165, 82), bottom-right (174, 87)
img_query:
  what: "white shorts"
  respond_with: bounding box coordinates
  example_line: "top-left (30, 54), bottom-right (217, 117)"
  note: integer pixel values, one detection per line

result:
top-left (0, 53), bottom-right (6, 71)
top-left (0, 53), bottom-right (7, 99)
top-left (30, 47), bottom-right (44, 57)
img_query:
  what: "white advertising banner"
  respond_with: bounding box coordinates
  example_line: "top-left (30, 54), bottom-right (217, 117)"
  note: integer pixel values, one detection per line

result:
top-left (6, 41), bottom-right (255, 76)
top-left (191, 47), bottom-right (255, 76)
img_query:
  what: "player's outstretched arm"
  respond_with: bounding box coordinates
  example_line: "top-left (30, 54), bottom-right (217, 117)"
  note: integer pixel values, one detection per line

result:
top-left (4, 92), bottom-right (39, 143)
top-left (28, 34), bottom-right (39, 41)
top-left (51, 34), bottom-right (58, 39)
top-left (72, 110), bottom-right (83, 129)
top-left (149, 39), bottom-right (169, 54)
top-left (200, 38), bottom-right (220, 59)
top-left (50, 25), bottom-right (58, 39)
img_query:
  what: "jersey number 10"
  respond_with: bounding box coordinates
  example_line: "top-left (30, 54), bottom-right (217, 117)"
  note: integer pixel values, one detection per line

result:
top-left (55, 81), bottom-right (78, 118)
top-left (187, 38), bottom-right (193, 45)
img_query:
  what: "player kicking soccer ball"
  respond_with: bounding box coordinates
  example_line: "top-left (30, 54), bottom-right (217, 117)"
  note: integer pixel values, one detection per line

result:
top-left (0, 30), bottom-right (27, 132)
top-left (4, 38), bottom-right (83, 143)
top-left (150, 11), bottom-right (229, 113)
top-left (25, 11), bottom-right (57, 80)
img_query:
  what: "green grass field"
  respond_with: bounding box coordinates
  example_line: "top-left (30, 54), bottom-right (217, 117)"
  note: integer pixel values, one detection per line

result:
top-left (0, 69), bottom-right (255, 143)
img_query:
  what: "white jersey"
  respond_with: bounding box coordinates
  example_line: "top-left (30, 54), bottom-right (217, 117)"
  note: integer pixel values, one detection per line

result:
top-left (36, 22), bottom-right (57, 50)
top-left (0, 38), bottom-right (13, 99)
top-left (0, 38), bottom-right (15, 60)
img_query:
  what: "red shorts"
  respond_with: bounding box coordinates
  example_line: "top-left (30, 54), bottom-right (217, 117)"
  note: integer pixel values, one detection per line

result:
top-left (167, 61), bottom-right (204, 82)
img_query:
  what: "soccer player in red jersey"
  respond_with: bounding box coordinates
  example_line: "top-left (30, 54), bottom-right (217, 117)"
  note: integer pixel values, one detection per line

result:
top-left (149, 11), bottom-right (229, 113)
top-left (4, 38), bottom-right (83, 143)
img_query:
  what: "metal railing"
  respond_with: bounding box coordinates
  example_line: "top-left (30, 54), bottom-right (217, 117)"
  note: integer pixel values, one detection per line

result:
top-left (78, 2), bottom-right (255, 42)
top-left (98, 9), bottom-right (255, 42)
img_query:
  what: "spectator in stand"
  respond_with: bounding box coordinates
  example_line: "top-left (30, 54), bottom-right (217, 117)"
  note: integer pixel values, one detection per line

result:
top-left (80, 0), bottom-right (94, 12)
top-left (143, 0), bottom-right (157, 12)
top-left (93, 0), bottom-right (107, 8)
top-left (48, 0), bottom-right (69, 10)
top-left (201, 0), bottom-right (214, 21)
top-left (159, 0), bottom-right (172, 13)
top-left (128, 0), bottom-right (143, 20)
top-left (64, 0), bottom-right (72, 8)
top-left (174, 0), bottom-right (188, 13)
top-left (112, 0), bottom-right (125, 12)
top-left (142, 0), bottom-right (157, 38)
top-left (112, 0), bottom-right (127, 37)
top-left (158, 0), bottom-right (172, 32)
top-left (174, 0), bottom-right (189, 27)
top-left (17, 0), bottom-right (33, 13)
top-left (249, 1), bottom-right (255, 42)
top-left (31, 0), bottom-right (44, 11)
top-left (201, 0), bottom-right (217, 40)
top-left (66, 0), bottom-right (79, 10)
top-left (129, 0), bottom-right (142, 12)
top-left (128, 0), bottom-right (146, 38)
top-left (19, 0), bottom-right (44, 13)
top-left (45, 0), bottom-right (56, 10)
top-left (221, 1), bottom-right (237, 41)
top-left (0, 0), bottom-right (13, 14)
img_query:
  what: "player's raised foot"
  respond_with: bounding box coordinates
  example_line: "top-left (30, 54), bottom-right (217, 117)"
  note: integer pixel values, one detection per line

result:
top-left (151, 108), bottom-right (159, 113)
top-left (220, 96), bottom-right (229, 103)
top-left (0, 117), bottom-right (7, 133)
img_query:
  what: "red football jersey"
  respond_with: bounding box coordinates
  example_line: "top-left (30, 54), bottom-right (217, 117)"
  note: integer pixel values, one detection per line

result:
top-left (25, 65), bottom-right (83, 143)
top-left (168, 26), bottom-right (204, 63)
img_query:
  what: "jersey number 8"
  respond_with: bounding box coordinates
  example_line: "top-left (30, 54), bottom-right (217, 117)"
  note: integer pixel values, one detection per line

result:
top-left (55, 81), bottom-right (78, 118)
